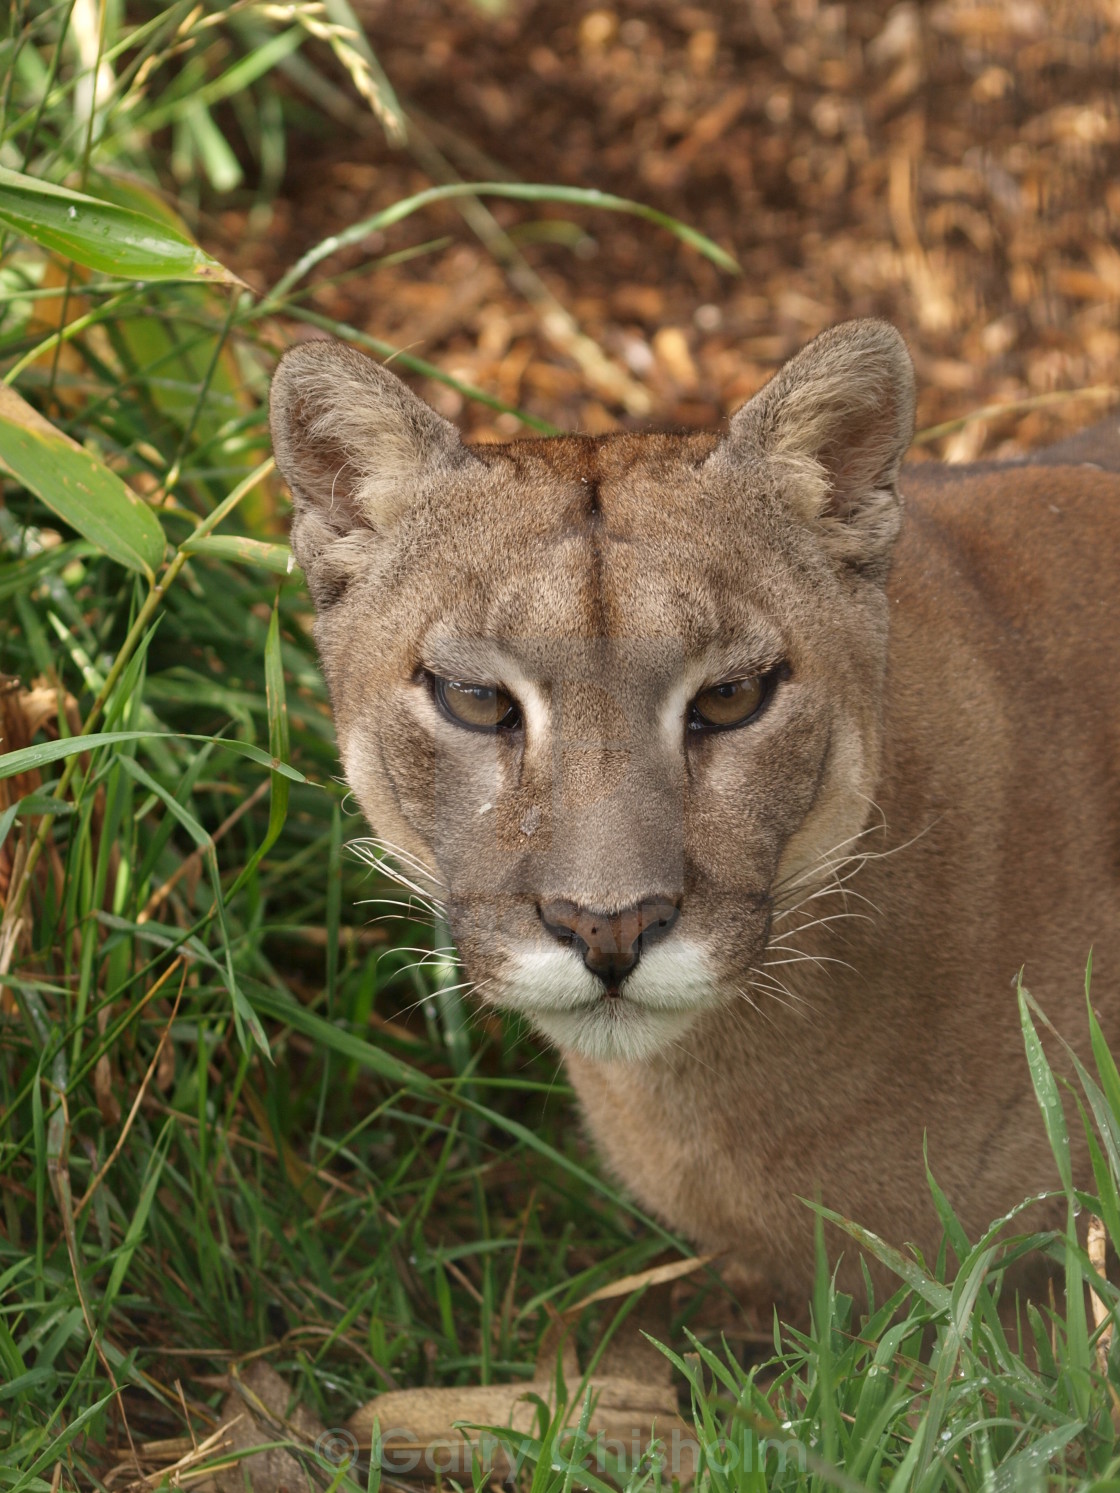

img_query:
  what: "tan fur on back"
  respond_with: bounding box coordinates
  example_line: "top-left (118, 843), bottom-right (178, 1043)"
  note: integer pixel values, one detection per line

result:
top-left (270, 324), bottom-right (1120, 1320)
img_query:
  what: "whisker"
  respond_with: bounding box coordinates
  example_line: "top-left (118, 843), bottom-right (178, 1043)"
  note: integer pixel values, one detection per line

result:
top-left (349, 845), bottom-right (449, 909)
top-left (733, 985), bottom-right (780, 1030)
top-left (741, 974), bottom-right (809, 1020)
top-left (769, 910), bottom-right (873, 939)
top-left (389, 973), bottom-right (494, 1025)
top-left (351, 835), bottom-right (448, 888)
top-left (773, 879), bottom-right (883, 920)
top-left (771, 818), bottom-right (935, 929)
top-left (744, 965), bottom-right (809, 1008)
top-left (732, 984), bottom-right (763, 1015)
top-left (359, 895), bottom-right (443, 922)
top-left (771, 821), bottom-right (888, 895)
top-left (763, 949), bottom-right (857, 976)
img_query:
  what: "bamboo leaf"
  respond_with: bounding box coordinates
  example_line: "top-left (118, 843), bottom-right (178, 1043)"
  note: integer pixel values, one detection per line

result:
top-left (0, 387), bottom-right (166, 579)
top-left (0, 166), bottom-right (245, 285)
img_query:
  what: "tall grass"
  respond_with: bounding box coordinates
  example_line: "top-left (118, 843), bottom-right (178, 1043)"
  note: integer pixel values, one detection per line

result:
top-left (0, 5), bottom-right (1118, 1490)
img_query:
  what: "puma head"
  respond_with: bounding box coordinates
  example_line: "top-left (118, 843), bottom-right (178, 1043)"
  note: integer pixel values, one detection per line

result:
top-left (270, 321), bottom-right (915, 1061)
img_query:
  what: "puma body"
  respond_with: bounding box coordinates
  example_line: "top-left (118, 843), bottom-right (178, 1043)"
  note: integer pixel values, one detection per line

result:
top-left (270, 324), bottom-right (1120, 1313)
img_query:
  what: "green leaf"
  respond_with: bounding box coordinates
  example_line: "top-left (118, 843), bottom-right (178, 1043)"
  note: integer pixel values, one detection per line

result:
top-left (182, 535), bottom-right (298, 574)
top-left (0, 165), bottom-right (245, 285)
top-left (0, 387), bottom-right (166, 579)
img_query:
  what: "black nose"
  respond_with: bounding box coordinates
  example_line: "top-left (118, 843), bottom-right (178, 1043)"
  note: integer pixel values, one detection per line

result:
top-left (538, 897), bottom-right (680, 990)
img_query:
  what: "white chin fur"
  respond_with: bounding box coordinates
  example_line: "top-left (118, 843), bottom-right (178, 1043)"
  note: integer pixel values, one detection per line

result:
top-left (497, 942), bottom-right (718, 1062)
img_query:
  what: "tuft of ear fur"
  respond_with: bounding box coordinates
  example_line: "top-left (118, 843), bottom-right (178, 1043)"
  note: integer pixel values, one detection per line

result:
top-left (270, 339), bottom-right (471, 605)
top-left (711, 319), bottom-right (916, 578)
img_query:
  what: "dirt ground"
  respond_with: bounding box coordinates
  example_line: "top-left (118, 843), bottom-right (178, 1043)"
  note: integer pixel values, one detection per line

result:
top-left (230, 0), bottom-right (1120, 456)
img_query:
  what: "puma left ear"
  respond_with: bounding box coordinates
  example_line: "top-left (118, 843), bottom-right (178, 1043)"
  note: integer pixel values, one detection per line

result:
top-left (270, 339), bottom-right (473, 606)
top-left (712, 319), bottom-right (916, 578)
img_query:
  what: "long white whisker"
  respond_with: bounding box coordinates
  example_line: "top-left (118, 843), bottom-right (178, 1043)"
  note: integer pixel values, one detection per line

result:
top-left (769, 910), bottom-right (873, 938)
top-left (772, 819), bottom-right (935, 928)
top-left (745, 965), bottom-right (808, 1007)
top-left (772, 822), bottom-right (888, 895)
top-left (362, 900), bottom-right (440, 919)
top-left (733, 985), bottom-right (780, 1029)
top-left (349, 845), bottom-right (449, 908)
top-left (773, 880), bottom-right (882, 920)
top-left (349, 834), bottom-right (447, 888)
top-left (359, 895), bottom-right (443, 921)
top-left (764, 950), bottom-right (857, 976)
top-left (741, 973), bottom-right (809, 1019)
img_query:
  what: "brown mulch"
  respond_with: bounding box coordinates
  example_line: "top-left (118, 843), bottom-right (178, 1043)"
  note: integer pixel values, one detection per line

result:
top-left (223, 0), bottom-right (1120, 459)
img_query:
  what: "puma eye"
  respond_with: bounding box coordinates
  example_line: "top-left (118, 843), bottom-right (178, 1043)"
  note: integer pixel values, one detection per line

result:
top-left (434, 677), bottom-right (521, 733)
top-left (689, 675), bottom-right (766, 731)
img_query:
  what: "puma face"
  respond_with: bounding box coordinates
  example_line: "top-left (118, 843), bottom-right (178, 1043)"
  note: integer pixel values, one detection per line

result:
top-left (270, 321), bottom-right (915, 1062)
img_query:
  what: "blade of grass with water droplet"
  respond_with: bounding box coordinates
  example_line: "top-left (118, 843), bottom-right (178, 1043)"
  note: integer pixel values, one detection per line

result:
top-left (1018, 979), bottom-right (1072, 1193)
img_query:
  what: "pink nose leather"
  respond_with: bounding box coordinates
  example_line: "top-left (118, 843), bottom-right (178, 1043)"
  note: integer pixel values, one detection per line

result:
top-left (538, 897), bottom-right (680, 989)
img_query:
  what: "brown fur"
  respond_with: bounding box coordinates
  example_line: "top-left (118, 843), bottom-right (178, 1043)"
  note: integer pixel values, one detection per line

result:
top-left (270, 324), bottom-right (1120, 1319)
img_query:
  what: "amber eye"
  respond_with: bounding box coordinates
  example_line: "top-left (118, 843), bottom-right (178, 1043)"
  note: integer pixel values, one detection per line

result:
top-left (690, 675), bottom-right (766, 731)
top-left (434, 677), bottom-right (520, 732)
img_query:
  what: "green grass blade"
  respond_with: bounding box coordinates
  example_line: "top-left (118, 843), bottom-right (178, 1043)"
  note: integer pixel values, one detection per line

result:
top-left (1018, 979), bottom-right (1073, 1192)
top-left (0, 731), bottom-right (306, 783)
top-left (270, 181), bottom-right (739, 300)
top-left (263, 595), bottom-right (291, 854)
top-left (806, 1201), bottom-right (953, 1312)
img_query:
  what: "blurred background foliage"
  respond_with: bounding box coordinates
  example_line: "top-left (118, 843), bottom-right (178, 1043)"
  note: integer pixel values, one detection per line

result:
top-left (1, 1), bottom-right (1120, 1489)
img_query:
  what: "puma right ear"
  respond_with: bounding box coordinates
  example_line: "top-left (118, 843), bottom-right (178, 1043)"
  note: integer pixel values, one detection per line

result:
top-left (711, 320), bottom-right (916, 579)
top-left (270, 339), bottom-right (472, 605)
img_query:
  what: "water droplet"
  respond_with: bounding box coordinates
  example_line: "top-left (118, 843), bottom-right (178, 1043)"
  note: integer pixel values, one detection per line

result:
top-left (1073, 1200), bottom-right (1082, 1216)
top-left (940, 1430), bottom-right (952, 1443)
top-left (67, 205), bottom-right (78, 220)
top-left (780, 1422), bottom-right (792, 1432)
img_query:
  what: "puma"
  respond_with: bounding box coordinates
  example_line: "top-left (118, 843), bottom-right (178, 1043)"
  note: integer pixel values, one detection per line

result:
top-left (270, 321), bottom-right (1120, 1319)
